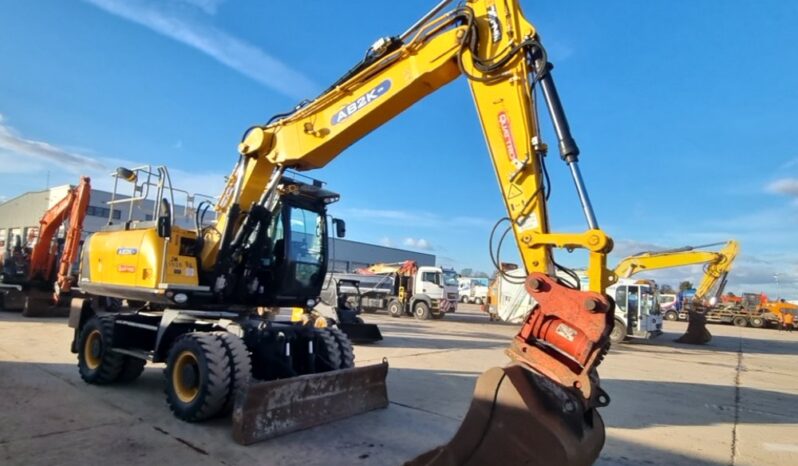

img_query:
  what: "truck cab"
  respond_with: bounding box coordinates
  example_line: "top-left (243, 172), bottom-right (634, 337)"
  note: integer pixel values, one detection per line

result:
top-left (441, 268), bottom-right (459, 312)
top-left (607, 279), bottom-right (663, 343)
top-left (458, 277), bottom-right (489, 305)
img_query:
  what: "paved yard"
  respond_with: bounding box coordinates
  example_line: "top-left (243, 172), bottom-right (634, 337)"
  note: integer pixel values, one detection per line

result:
top-left (1, 305), bottom-right (796, 465)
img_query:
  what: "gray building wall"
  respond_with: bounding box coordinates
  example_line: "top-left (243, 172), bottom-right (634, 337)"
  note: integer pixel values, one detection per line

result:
top-left (329, 238), bottom-right (435, 273)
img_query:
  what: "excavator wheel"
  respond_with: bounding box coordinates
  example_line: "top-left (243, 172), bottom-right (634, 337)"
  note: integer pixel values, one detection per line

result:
top-left (211, 331), bottom-right (252, 414)
top-left (328, 327), bottom-right (355, 368)
top-left (313, 327), bottom-right (355, 371)
top-left (164, 332), bottom-right (232, 422)
top-left (77, 315), bottom-right (125, 384)
top-left (407, 365), bottom-right (605, 466)
top-left (117, 357), bottom-right (147, 383)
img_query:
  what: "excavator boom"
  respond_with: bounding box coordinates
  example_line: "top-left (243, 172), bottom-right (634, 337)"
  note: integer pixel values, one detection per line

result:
top-left (612, 240), bottom-right (739, 345)
top-left (2, 177), bottom-right (91, 317)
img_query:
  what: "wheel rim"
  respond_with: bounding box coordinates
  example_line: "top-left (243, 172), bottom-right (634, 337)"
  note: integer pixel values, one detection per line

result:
top-left (415, 305), bottom-right (425, 317)
top-left (611, 323), bottom-right (624, 341)
top-left (84, 330), bottom-right (103, 370)
top-left (172, 351), bottom-right (200, 403)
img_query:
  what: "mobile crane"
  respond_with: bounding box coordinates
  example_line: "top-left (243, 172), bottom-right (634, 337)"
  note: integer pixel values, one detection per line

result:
top-left (68, 2), bottom-right (615, 463)
top-left (0, 177), bottom-right (91, 317)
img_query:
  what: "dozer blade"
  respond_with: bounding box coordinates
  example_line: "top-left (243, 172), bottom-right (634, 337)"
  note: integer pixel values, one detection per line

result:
top-left (232, 361), bottom-right (389, 445)
top-left (338, 322), bottom-right (383, 344)
top-left (407, 365), bottom-right (605, 466)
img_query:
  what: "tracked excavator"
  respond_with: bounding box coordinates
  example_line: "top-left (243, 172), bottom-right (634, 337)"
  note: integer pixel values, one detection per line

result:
top-left (612, 240), bottom-right (739, 344)
top-left (69, 1), bottom-right (618, 463)
top-left (0, 177), bottom-right (91, 317)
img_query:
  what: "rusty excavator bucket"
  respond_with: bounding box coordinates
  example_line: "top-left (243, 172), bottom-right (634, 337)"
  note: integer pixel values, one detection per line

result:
top-left (409, 273), bottom-right (611, 466)
top-left (232, 361), bottom-right (389, 445)
top-left (675, 307), bottom-right (712, 345)
top-left (407, 366), bottom-right (605, 466)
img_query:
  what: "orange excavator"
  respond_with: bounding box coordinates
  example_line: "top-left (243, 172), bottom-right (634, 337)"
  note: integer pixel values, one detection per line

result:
top-left (0, 177), bottom-right (91, 316)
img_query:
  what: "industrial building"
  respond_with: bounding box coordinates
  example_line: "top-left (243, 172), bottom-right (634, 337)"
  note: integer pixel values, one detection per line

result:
top-left (0, 184), bottom-right (435, 269)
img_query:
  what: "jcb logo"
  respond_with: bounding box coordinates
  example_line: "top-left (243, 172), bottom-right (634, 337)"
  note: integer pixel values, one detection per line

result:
top-left (331, 80), bottom-right (392, 125)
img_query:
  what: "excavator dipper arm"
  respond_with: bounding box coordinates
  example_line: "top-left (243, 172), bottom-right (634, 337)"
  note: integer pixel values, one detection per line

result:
top-left (210, 1), bottom-right (614, 462)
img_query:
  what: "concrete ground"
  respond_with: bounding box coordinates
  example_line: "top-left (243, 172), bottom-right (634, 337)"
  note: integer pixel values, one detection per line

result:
top-left (1, 304), bottom-right (796, 465)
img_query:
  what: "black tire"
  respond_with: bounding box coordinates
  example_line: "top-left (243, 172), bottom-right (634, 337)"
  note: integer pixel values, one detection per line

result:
top-left (117, 357), bottom-right (147, 383)
top-left (329, 327), bottom-right (355, 369)
top-left (749, 316), bottom-right (765, 328)
top-left (431, 311), bottom-right (445, 320)
top-left (387, 300), bottom-right (403, 318)
top-left (99, 297), bottom-right (123, 312)
top-left (164, 332), bottom-right (231, 422)
top-left (609, 318), bottom-right (627, 344)
top-left (211, 331), bottom-right (252, 414)
top-left (473, 297), bottom-right (483, 306)
top-left (664, 310), bottom-right (679, 321)
top-left (733, 316), bottom-right (748, 327)
top-left (413, 301), bottom-right (431, 320)
top-left (77, 316), bottom-right (125, 384)
top-left (314, 328), bottom-right (343, 370)
top-left (460, 296), bottom-right (468, 304)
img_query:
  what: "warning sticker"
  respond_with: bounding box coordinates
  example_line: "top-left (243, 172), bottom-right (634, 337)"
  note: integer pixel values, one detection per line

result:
top-left (555, 323), bottom-right (577, 342)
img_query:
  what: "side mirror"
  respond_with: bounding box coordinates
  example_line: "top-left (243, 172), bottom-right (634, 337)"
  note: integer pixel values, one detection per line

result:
top-left (157, 216), bottom-right (171, 238)
top-left (157, 198), bottom-right (172, 238)
top-left (333, 218), bottom-right (346, 238)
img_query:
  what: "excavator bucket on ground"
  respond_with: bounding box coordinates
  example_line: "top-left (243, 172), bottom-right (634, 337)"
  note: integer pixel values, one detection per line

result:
top-left (407, 365), bottom-right (605, 466)
top-left (20, 289), bottom-right (71, 318)
top-left (337, 321), bottom-right (383, 344)
top-left (232, 361), bottom-right (389, 445)
top-left (675, 308), bottom-right (712, 344)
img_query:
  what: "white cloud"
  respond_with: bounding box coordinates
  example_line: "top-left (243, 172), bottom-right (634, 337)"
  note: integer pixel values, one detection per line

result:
top-left (175, 0), bottom-right (225, 15)
top-left (0, 113), bottom-right (226, 200)
top-left (403, 237), bottom-right (434, 251)
top-left (0, 115), bottom-right (106, 173)
top-left (378, 236), bottom-right (393, 247)
top-left (83, 0), bottom-right (318, 99)
top-left (766, 178), bottom-right (798, 196)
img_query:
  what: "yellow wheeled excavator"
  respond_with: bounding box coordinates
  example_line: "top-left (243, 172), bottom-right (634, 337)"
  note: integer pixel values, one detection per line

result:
top-left (612, 240), bottom-right (739, 344)
top-left (70, 1), bottom-right (618, 463)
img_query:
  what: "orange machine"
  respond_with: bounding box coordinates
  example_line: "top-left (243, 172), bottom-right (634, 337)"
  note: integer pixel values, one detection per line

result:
top-left (0, 177), bottom-right (91, 316)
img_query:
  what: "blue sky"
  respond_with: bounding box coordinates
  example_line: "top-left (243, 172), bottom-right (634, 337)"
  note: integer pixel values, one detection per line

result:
top-left (1, 0), bottom-right (796, 298)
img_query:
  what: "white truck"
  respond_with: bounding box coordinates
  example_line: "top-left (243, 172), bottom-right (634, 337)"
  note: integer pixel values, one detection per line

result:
top-left (441, 268), bottom-right (460, 312)
top-left (489, 269), bottom-right (662, 344)
top-left (458, 277), bottom-right (489, 305)
top-left (355, 261), bottom-right (453, 319)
